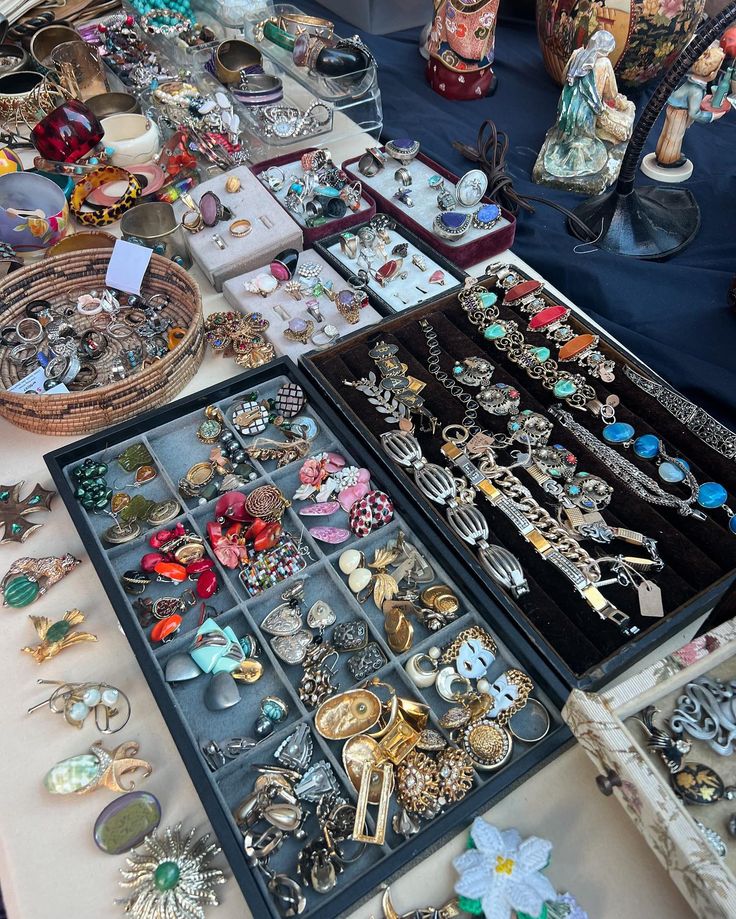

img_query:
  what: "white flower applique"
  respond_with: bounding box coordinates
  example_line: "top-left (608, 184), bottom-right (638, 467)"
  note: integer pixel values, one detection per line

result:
top-left (453, 819), bottom-right (556, 919)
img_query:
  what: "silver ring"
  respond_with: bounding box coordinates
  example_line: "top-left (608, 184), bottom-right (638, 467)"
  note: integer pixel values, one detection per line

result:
top-left (306, 302), bottom-right (323, 323)
top-left (15, 317), bottom-right (43, 344)
top-left (264, 166), bottom-right (285, 191)
top-left (310, 324), bottom-right (339, 350)
top-left (212, 233), bottom-right (227, 250)
top-left (9, 343), bottom-right (37, 366)
top-left (394, 167), bottom-right (412, 187)
top-left (60, 352), bottom-right (81, 385)
top-left (44, 355), bottom-right (68, 380)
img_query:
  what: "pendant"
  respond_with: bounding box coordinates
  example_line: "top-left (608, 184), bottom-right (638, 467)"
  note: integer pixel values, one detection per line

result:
top-left (261, 601), bottom-right (303, 636)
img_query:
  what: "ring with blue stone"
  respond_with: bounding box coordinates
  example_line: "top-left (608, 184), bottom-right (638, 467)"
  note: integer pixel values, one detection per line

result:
top-left (385, 138), bottom-right (420, 163)
top-left (433, 211), bottom-right (471, 239)
top-left (472, 203), bottom-right (502, 230)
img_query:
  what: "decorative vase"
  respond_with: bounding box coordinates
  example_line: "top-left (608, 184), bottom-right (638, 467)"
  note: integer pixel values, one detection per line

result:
top-left (535, 0), bottom-right (706, 87)
top-left (426, 0), bottom-right (501, 100)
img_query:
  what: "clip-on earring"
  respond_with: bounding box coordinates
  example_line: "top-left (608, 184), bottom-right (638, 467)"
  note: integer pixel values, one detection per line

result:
top-left (405, 648), bottom-right (441, 689)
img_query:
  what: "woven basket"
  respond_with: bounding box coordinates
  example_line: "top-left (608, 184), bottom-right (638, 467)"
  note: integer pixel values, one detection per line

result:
top-left (0, 249), bottom-right (205, 435)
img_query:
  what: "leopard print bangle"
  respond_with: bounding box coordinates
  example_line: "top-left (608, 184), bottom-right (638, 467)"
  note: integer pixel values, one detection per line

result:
top-left (70, 165), bottom-right (142, 226)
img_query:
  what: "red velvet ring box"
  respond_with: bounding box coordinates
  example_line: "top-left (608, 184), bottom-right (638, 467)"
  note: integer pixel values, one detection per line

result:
top-left (342, 148), bottom-right (516, 268)
top-left (251, 148), bottom-right (377, 247)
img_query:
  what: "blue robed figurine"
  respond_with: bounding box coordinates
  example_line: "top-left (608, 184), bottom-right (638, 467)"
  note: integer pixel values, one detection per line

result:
top-left (533, 30), bottom-right (635, 195)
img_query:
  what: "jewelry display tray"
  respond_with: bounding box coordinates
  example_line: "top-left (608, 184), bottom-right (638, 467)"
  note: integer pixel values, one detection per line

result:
top-left (251, 148), bottom-right (377, 246)
top-left (342, 149), bottom-right (516, 269)
top-left (301, 272), bottom-right (736, 691)
top-left (563, 612), bottom-right (736, 919)
top-left (44, 358), bottom-right (569, 919)
top-left (315, 219), bottom-right (467, 315)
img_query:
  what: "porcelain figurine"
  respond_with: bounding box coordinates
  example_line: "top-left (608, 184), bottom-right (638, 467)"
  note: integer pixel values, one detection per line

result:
top-left (425, 0), bottom-right (501, 100)
top-left (536, 0), bottom-right (705, 89)
top-left (533, 30), bottom-right (635, 194)
top-left (641, 41), bottom-right (729, 183)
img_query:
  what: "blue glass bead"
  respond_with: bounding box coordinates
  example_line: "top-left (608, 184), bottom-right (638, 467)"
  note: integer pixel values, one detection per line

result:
top-left (659, 459), bottom-right (689, 483)
top-left (697, 482), bottom-right (728, 509)
top-left (633, 434), bottom-right (660, 459)
top-left (602, 422), bottom-right (635, 444)
top-left (729, 516), bottom-right (736, 534)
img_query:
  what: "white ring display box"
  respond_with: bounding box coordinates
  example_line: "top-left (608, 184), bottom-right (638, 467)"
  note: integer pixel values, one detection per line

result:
top-left (563, 616), bottom-right (736, 919)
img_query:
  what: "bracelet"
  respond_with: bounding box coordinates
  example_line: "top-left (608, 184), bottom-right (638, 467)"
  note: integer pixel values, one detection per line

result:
top-left (70, 166), bottom-right (142, 226)
top-left (623, 364), bottom-right (736, 463)
top-left (140, 9), bottom-right (189, 35)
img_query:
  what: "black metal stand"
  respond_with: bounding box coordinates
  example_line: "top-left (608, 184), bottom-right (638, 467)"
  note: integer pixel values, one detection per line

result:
top-left (570, 2), bottom-right (736, 259)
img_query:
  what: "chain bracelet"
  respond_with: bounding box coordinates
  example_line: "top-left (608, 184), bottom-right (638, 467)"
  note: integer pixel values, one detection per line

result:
top-left (421, 320), bottom-right (480, 432)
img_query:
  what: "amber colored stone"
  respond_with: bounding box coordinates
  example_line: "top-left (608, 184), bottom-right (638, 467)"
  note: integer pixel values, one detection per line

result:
top-left (134, 465), bottom-right (157, 485)
top-left (558, 333), bottom-right (597, 362)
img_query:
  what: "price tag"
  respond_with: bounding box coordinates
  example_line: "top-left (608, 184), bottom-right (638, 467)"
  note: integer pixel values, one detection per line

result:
top-left (105, 239), bottom-right (152, 296)
top-left (8, 365), bottom-right (69, 395)
top-left (638, 580), bottom-right (664, 618)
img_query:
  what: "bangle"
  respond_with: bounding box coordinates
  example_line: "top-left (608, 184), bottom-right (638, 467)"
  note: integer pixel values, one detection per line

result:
top-left (140, 9), bottom-right (189, 35)
top-left (70, 166), bottom-right (142, 226)
top-left (261, 20), bottom-right (295, 52)
top-left (9, 344), bottom-right (37, 366)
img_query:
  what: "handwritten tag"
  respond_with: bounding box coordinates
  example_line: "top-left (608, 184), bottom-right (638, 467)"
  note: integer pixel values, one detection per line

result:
top-left (638, 580), bottom-right (664, 618)
top-left (8, 365), bottom-right (69, 395)
top-left (105, 239), bottom-right (152, 296)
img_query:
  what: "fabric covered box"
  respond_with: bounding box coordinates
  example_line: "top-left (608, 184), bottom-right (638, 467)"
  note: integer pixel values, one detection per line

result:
top-left (563, 604), bottom-right (736, 919)
top-left (179, 165), bottom-right (303, 291)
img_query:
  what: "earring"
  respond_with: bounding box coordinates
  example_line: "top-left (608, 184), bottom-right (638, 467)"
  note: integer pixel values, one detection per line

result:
top-left (298, 644), bottom-right (340, 709)
top-left (435, 666), bottom-right (472, 702)
top-left (405, 648), bottom-right (441, 689)
top-left (28, 679), bottom-right (130, 733)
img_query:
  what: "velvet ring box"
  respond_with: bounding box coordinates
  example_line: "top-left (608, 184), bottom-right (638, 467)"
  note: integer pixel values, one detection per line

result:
top-left (251, 147), bottom-right (377, 246)
top-left (178, 165), bottom-right (304, 292)
top-left (342, 147), bottom-right (516, 268)
top-left (222, 247), bottom-right (383, 361)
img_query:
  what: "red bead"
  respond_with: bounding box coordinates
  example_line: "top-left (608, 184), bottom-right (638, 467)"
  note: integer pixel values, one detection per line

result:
top-left (149, 529), bottom-right (172, 549)
top-left (254, 522), bottom-right (282, 551)
top-left (528, 305), bottom-right (569, 330)
top-left (154, 561), bottom-right (187, 582)
top-left (245, 518), bottom-right (267, 541)
top-left (196, 570), bottom-right (218, 599)
top-left (186, 559), bottom-right (215, 576)
top-left (151, 615), bottom-right (182, 643)
top-left (216, 491), bottom-right (249, 522)
top-left (206, 521), bottom-right (222, 545)
top-left (141, 552), bottom-right (164, 572)
top-left (125, 14), bottom-right (134, 24)
top-left (504, 279), bottom-right (542, 303)
top-left (171, 522), bottom-right (186, 537)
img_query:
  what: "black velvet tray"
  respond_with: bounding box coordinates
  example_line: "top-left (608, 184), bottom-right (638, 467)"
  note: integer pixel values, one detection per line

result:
top-left (301, 274), bottom-right (736, 689)
top-left (44, 358), bottom-right (569, 919)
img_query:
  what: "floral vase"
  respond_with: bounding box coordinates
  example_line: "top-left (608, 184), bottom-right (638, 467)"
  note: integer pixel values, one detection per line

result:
top-left (535, 0), bottom-right (706, 87)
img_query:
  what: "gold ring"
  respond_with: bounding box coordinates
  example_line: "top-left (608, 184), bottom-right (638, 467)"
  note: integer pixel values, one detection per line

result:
top-left (182, 210), bottom-right (203, 233)
top-left (230, 219), bottom-right (252, 238)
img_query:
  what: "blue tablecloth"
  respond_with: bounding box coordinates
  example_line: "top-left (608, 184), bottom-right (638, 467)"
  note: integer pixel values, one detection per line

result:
top-left (305, 3), bottom-right (736, 429)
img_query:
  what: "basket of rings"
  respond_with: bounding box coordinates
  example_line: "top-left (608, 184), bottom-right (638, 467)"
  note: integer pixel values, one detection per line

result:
top-left (0, 249), bottom-right (204, 435)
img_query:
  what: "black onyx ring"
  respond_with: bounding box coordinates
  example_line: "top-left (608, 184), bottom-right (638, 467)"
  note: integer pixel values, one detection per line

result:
top-left (433, 212), bottom-right (471, 239)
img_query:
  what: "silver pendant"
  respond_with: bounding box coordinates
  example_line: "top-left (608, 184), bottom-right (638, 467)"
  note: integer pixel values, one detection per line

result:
top-left (306, 600), bottom-right (335, 630)
top-left (261, 602), bottom-right (303, 636)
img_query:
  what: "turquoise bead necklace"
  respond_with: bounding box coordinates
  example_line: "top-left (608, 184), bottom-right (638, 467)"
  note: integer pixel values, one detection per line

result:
top-left (459, 279), bottom-right (734, 533)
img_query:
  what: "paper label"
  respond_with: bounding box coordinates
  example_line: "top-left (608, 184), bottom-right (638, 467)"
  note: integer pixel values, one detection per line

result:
top-left (638, 580), bottom-right (664, 618)
top-left (8, 365), bottom-right (69, 395)
top-left (105, 239), bottom-right (152, 296)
